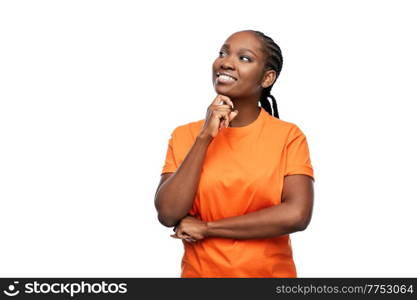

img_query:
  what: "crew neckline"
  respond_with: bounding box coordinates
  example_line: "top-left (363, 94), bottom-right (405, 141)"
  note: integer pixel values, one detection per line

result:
top-left (221, 106), bottom-right (267, 137)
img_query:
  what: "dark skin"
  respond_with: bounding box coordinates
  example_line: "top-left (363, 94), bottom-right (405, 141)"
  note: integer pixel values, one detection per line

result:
top-left (155, 30), bottom-right (314, 242)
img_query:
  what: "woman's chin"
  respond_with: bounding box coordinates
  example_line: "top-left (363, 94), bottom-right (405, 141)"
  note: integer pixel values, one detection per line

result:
top-left (214, 86), bottom-right (236, 97)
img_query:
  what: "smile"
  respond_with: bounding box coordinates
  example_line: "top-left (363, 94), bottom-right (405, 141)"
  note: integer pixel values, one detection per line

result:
top-left (215, 72), bottom-right (237, 84)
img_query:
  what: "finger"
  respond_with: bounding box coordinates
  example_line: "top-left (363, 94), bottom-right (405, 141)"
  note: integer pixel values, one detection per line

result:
top-left (229, 110), bottom-right (239, 122)
top-left (220, 111), bottom-right (230, 128)
top-left (177, 231), bottom-right (192, 239)
top-left (215, 111), bottom-right (229, 124)
top-left (213, 94), bottom-right (231, 106)
top-left (214, 109), bottom-right (232, 117)
top-left (219, 97), bottom-right (234, 110)
top-left (214, 95), bottom-right (234, 109)
top-left (214, 108), bottom-right (232, 118)
top-left (172, 233), bottom-right (196, 243)
top-left (219, 115), bottom-right (230, 130)
top-left (215, 109), bottom-right (233, 128)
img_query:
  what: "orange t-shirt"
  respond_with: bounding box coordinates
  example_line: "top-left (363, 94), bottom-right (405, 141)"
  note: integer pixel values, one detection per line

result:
top-left (160, 106), bottom-right (314, 278)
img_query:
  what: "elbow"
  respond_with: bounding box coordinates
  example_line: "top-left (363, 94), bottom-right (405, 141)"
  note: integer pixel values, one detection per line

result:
top-left (157, 212), bottom-right (180, 228)
top-left (154, 196), bottom-right (178, 227)
top-left (291, 213), bottom-right (311, 232)
top-left (154, 194), bottom-right (188, 228)
top-left (294, 220), bottom-right (309, 232)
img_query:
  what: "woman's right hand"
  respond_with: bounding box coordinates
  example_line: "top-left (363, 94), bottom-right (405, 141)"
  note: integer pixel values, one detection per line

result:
top-left (198, 94), bottom-right (239, 140)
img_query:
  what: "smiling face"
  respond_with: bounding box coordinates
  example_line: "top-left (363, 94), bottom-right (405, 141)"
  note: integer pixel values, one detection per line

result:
top-left (212, 31), bottom-right (271, 99)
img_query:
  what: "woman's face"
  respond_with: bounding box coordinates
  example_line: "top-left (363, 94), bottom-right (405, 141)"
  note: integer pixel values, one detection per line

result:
top-left (212, 31), bottom-right (267, 99)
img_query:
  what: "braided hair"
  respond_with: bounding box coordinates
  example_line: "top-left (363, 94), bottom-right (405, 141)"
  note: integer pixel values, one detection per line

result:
top-left (247, 30), bottom-right (283, 119)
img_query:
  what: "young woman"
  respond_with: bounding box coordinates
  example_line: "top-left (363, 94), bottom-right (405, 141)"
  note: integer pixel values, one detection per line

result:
top-left (154, 30), bottom-right (315, 278)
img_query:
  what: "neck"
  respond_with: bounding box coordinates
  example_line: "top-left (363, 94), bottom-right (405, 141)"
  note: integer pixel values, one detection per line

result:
top-left (228, 95), bottom-right (261, 127)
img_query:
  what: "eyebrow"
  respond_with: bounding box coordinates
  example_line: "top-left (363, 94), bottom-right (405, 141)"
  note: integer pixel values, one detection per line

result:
top-left (221, 44), bottom-right (258, 58)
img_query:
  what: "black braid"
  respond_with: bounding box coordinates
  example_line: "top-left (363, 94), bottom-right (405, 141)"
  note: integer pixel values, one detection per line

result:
top-left (248, 30), bottom-right (283, 119)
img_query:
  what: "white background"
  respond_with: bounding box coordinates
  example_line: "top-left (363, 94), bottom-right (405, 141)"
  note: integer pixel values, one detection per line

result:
top-left (1, 0), bottom-right (416, 277)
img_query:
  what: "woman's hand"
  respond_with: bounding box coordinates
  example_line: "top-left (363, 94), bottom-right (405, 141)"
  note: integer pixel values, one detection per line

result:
top-left (170, 215), bottom-right (209, 243)
top-left (198, 94), bottom-right (239, 140)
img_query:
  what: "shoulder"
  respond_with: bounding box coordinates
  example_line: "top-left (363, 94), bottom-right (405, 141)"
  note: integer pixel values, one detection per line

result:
top-left (166, 119), bottom-right (205, 157)
top-left (263, 112), bottom-right (306, 139)
top-left (169, 118), bottom-right (205, 140)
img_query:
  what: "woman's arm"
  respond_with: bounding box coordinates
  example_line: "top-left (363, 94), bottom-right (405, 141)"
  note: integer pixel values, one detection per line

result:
top-left (155, 134), bottom-right (212, 227)
top-left (155, 95), bottom-right (236, 228)
top-left (206, 174), bottom-right (314, 239)
top-left (172, 174), bottom-right (314, 240)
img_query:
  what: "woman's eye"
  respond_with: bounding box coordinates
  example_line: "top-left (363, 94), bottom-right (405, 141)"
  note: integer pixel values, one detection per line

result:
top-left (218, 51), bottom-right (251, 62)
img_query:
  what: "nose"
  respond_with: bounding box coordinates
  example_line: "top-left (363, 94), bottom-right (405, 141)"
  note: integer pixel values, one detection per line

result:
top-left (220, 55), bottom-right (235, 70)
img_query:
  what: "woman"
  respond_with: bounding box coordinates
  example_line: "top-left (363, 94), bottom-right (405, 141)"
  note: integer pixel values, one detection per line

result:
top-left (154, 30), bottom-right (315, 278)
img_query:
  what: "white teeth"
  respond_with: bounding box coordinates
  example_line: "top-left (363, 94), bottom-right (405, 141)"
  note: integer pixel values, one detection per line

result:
top-left (219, 74), bottom-right (235, 81)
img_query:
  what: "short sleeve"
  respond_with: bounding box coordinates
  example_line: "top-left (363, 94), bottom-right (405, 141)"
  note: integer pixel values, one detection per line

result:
top-left (161, 129), bottom-right (178, 175)
top-left (284, 125), bottom-right (315, 181)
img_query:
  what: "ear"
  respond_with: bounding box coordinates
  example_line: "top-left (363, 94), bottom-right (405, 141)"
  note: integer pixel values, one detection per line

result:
top-left (261, 70), bottom-right (277, 89)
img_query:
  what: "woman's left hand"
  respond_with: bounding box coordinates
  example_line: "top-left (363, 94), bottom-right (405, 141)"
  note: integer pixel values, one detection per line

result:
top-left (170, 215), bottom-right (208, 243)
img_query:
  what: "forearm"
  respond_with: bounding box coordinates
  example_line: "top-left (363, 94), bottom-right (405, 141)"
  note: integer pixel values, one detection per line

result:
top-left (155, 134), bottom-right (212, 227)
top-left (206, 203), bottom-right (306, 239)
